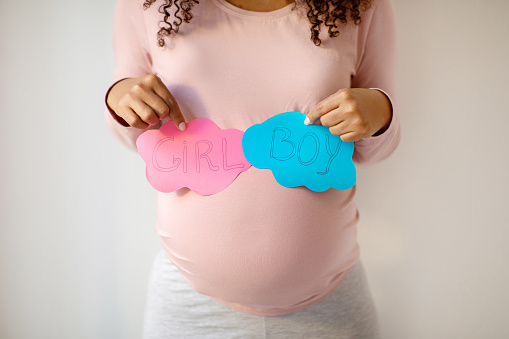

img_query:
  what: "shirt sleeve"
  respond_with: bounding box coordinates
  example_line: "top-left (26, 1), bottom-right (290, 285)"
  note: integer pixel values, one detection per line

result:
top-left (104, 0), bottom-right (158, 151)
top-left (350, 0), bottom-right (401, 165)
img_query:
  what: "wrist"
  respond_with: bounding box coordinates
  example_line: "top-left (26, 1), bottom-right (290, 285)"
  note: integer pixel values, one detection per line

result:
top-left (370, 88), bottom-right (393, 136)
top-left (105, 78), bottom-right (130, 127)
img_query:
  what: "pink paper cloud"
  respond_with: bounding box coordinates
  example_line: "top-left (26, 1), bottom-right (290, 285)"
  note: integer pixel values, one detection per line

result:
top-left (136, 119), bottom-right (251, 195)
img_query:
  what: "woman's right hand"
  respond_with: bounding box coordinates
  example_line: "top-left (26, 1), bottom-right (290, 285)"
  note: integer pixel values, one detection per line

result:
top-left (106, 74), bottom-right (186, 131)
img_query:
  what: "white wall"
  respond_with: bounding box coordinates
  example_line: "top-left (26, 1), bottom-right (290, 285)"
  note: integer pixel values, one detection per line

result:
top-left (0, 1), bottom-right (160, 338)
top-left (1, 0), bottom-right (508, 338)
top-left (357, 1), bottom-right (509, 338)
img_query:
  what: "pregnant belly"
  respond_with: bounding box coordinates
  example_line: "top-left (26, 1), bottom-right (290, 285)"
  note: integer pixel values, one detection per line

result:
top-left (155, 169), bottom-right (359, 314)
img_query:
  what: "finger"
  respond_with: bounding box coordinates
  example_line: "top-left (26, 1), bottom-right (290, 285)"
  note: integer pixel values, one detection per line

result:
top-left (139, 89), bottom-right (171, 120)
top-left (130, 81), bottom-right (169, 120)
top-left (319, 108), bottom-right (345, 127)
top-left (305, 96), bottom-right (339, 126)
top-left (306, 88), bottom-right (353, 125)
top-left (151, 77), bottom-right (187, 131)
top-left (130, 99), bottom-right (160, 126)
top-left (305, 89), bottom-right (356, 126)
top-left (338, 131), bottom-right (362, 143)
top-left (117, 106), bottom-right (149, 129)
top-left (167, 93), bottom-right (187, 132)
top-left (328, 121), bottom-right (352, 137)
top-left (330, 121), bottom-right (368, 142)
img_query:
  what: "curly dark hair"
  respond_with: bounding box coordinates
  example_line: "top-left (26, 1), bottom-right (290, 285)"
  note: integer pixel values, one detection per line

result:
top-left (143, 0), bottom-right (372, 47)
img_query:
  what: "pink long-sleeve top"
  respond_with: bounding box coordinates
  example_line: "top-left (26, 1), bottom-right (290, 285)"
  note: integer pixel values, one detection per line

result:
top-left (106, 0), bottom-right (400, 316)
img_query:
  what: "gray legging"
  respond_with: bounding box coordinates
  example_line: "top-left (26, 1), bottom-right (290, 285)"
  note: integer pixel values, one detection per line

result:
top-left (143, 250), bottom-right (380, 339)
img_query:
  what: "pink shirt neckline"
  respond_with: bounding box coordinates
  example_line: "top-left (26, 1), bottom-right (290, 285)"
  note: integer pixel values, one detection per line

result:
top-left (210, 0), bottom-right (296, 18)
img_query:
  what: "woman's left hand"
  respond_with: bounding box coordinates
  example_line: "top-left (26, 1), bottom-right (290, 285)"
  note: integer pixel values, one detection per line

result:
top-left (304, 88), bottom-right (392, 143)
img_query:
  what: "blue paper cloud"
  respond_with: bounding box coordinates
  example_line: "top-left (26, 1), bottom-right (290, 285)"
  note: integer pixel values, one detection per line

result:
top-left (242, 112), bottom-right (356, 192)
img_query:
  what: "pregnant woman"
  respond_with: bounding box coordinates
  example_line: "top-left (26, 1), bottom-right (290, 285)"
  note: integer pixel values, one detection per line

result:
top-left (105, 0), bottom-right (400, 337)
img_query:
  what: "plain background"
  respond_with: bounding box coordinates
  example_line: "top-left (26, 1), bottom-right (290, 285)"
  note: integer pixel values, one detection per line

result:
top-left (1, 0), bottom-right (508, 338)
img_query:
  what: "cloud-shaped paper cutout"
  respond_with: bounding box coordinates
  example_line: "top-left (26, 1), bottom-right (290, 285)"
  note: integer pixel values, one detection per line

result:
top-left (136, 119), bottom-right (251, 195)
top-left (242, 112), bottom-right (356, 192)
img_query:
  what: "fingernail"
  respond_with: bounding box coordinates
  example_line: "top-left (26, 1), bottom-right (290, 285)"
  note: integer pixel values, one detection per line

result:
top-left (304, 117), bottom-right (311, 125)
top-left (179, 122), bottom-right (186, 131)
